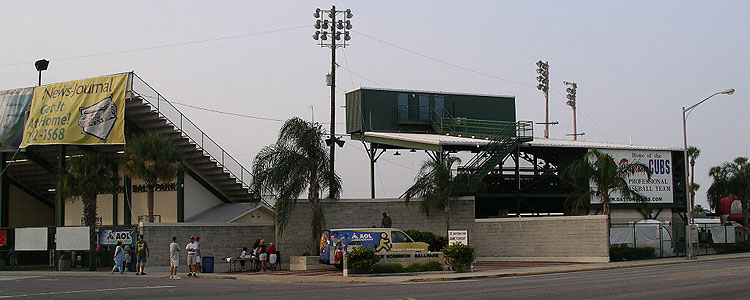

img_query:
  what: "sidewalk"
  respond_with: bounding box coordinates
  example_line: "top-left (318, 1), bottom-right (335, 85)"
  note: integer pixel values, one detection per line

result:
top-left (195, 252), bottom-right (750, 284)
top-left (5, 252), bottom-right (750, 284)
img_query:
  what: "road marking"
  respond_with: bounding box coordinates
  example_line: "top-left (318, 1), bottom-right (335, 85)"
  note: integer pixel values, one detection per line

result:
top-left (0, 276), bottom-right (40, 282)
top-left (400, 279), bottom-right (478, 285)
top-left (654, 265), bottom-right (750, 277)
top-left (0, 285), bottom-right (177, 298)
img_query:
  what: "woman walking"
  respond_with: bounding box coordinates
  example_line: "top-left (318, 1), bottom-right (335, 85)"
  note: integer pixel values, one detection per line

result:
top-left (111, 241), bottom-right (125, 274)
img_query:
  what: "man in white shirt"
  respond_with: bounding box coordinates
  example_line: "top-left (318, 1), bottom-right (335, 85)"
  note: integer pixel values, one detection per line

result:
top-left (169, 236), bottom-right (181, 280)
top-left (186, 236), bottom-right (198, 277)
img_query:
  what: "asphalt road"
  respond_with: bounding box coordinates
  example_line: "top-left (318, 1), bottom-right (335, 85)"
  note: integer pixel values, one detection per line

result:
top-left (1, 258), bottom-right (749, 300)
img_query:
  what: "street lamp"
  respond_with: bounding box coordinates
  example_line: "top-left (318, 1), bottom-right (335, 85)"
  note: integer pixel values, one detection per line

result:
top-left (35, 59), bottom-right (49, 86)
top-left (682, 88), bottom-right (735, 260)
top-left (313, 6), bottom-right (352, 199)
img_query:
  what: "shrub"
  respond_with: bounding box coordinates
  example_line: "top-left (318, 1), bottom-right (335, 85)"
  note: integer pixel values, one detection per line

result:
top-left (442, 244), bottom-right (474, 271)
top-left (422, 261), bottom-right (444, 271)
top-left (714, 240), bottom-right (750, 254)
top-left (373, 263), bottom-right (404, 273)
top-left (346, 246), bottom-right (380, 274)
top-left (403, 262), bottom-right (423, 272)
top-left (405, 230), bottom-right (448, 251)
top-left (372, 262), bottom-right (444, 273)
top-left (609, 246), bottom-right (656, 261)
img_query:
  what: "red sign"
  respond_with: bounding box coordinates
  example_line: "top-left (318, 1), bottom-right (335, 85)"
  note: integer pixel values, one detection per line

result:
top-left (0, 230), bottom-right (6, 246)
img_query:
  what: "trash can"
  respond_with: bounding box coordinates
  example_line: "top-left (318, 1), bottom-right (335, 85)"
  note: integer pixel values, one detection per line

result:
top-left (58, 254), bottom-right (71, 271)
top-left (202, 256), bottom-right (214, 273)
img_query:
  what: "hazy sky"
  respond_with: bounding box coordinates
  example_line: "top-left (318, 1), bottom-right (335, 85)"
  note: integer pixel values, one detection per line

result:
top-left (1, 1), bottom-right (748, 209)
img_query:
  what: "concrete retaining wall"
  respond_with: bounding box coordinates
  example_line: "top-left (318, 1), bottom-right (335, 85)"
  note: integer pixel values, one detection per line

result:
top-left (474, 215), bottom-right (609, 263)
top-left (277, 197), bottom-right (475, 257)
top-left (141, 223), bottom-right (274, 268)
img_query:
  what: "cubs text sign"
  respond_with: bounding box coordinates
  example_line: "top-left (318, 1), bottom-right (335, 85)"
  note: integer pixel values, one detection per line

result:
top-left (593, 149), bottom-right (674, 204)
top-left (20, 73), bottom-right (127, 146)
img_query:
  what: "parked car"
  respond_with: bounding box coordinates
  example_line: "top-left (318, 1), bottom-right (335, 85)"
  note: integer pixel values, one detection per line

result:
top-left (319, 228), bottom-right (429, 269)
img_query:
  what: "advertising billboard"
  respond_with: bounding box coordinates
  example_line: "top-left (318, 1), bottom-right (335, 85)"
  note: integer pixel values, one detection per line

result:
top-left (98, 227), bottom-right (136, 246)
top-left (592, 149), bottom-right (674, 204)
top-left (0, 87), bottom-right (33, 151)
top-left (20, 73), bottom-right (128, 147)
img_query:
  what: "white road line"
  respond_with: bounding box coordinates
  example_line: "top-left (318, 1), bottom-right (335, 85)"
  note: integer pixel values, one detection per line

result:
top-left (400, 279), bottom-right (479, 285)
top-left (0, 276), bottom-right (40, 282)
top-left (0, 285), bottom-right (177, 298)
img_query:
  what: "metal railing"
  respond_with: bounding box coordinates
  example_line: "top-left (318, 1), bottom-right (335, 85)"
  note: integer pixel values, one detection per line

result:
top-left (129, 73), bottom-right (253, 195)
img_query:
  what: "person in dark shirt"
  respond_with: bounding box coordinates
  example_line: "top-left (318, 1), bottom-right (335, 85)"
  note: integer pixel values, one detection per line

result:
top-left (381, 212), bottom-right (392, 228)
top-left (258, 239), bottom-right (267, 272)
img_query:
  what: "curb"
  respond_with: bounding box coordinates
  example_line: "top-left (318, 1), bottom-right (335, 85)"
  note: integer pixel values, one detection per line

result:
top-left (400, 253), bottom-right (750, 283)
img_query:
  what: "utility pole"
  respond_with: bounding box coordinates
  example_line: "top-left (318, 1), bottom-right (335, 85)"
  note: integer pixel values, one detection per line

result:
top-left (535, 60), bottom-right (555, 138)
top-left (564, 81), bottom-right (584, 140)
top-left (313, 6), bottom-right (352, 198)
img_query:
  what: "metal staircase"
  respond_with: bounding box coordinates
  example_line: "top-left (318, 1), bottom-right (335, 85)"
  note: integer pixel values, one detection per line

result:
top-left (128, 73), bottom-right (264, 204)
top-left (429, 108), bottom-right (533, 192)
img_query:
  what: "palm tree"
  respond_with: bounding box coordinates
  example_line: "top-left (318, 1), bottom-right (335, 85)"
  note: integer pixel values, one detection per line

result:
top-left (562, 149), bottom-right (651, 222)
top-left (252, 117), bottom-right (341, 255)
top-left (707, 157), bottom-right (750, 226)
top-left (687, 146), bottom-right (701, 209)
top-left (403, 152), bottom-right (461, 233)
top-left (123, 133), bottom-right (181, 222)
top-left (59, 152), bottom-right (115, 271)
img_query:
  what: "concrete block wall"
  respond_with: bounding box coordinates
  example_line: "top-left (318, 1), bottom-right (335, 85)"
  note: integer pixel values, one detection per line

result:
top-left (141, 223), bottom-right (274, 267)
top-left (277, 197), bottom-right (475, 257)
top-left (473, 215), bottom-right (609, 263)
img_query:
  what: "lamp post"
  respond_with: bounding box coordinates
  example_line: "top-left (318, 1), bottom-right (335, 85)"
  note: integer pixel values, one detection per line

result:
top-left (35, 59), bottom-right (49, 86)
top-left (682, 88), bottom-right (735, 259)
top-left (313, 6), bottom-right (352, 199)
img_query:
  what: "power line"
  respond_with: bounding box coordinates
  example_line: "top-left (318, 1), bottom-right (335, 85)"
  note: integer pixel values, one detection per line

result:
top-left (354, 30), bottom-right (536, 89)
top-left (142, 96), bottom-right (286, 122)
top-left (0, 25), bottom-right (309, 68)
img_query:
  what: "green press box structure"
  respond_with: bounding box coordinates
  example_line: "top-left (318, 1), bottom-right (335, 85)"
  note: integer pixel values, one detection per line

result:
top-left (345, 88), bottom-right (516, 134)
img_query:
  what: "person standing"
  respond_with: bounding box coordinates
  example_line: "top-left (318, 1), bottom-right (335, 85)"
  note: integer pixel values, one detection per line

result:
top-left (111, 241), bottom-right (125, 274)
top-left (194, 236), bottom-right (202, 273)
top-left (169, 236), bottom-right (181, 280)
top-left (258, 239), bottom-right (267, 272)
top-left (239, 247), bottom-right (248, 272)
top-left (267, 243), bottom-right (277, 271)
top-left (381, 212), bottom-right (392, 228)
top-left (135, 234), bottom-right (150, 275)
top-left (123, 245), bottom-right (131, 273)
top-left (6, 247), bottom-right (18, 271)
top-left (186, 236), bottom-right (198, 277)
top-left (251, 239), bottom-right (260, 271)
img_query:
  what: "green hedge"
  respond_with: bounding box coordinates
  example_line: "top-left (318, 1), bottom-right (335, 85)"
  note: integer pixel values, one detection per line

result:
top-left (609, 246), bottom-right (656, 261)
top-left (346, 246), bottom-right (380, 274)
top-left (373, 263), bottom-right (403, 273)
top-left (442, 244), bottom-right (474, 271)
top-left (372, 261), bottom-right (444, 273)
top-left (405, 230), bottom-right (448, 251)
top-left (714, 240), bottom-right (750, 254)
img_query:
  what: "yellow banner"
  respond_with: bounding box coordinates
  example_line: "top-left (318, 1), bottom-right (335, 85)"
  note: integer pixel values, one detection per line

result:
top-left (20, 73), bottom-right (128, 147)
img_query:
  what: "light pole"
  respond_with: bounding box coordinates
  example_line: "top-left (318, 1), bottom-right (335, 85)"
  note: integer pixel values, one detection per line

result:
top-left (564, 81), bottom-right (585, 141)
top-left (536, 60), bottom-right (556, 138)
top-left (35, 59), bottom-right (49, 86)
top-left (313, 6), bottom-right (351, 199)
top-left (682, 88), bottom-right (735, 259)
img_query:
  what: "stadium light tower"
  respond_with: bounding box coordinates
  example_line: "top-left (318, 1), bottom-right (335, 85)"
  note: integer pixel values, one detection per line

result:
top-left (313, 6), bottom-right (352, 199)
top-left (682, 88), bottom-right (735, 260)
top-left (536, 60), bottom-right (555, 138)
top-left (564, 81), bottom-right (584, 141)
